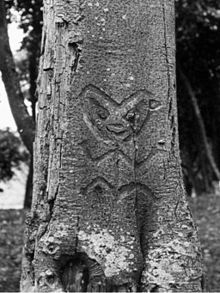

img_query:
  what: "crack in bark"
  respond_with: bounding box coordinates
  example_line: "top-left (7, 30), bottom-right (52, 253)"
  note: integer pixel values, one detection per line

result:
top-left (59, 142), bottom-right (63, 168)
top-left (162, 1), bottom-right (172, 120)
top-left (69, 42), bottom-right (82, 72)
top-left (132, 130), bottom-right (146, 291)
top-left (115, 149), bottom-right (120, 198)
top-left (75, 216), bottom-right (80, 253)
top-left (48, 183), bottom-right (59, 215)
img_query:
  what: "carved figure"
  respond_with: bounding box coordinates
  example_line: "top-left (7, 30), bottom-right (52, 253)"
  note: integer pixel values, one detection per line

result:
top-left (79, 85), bottom-right (163, 199)
top-left (81, 84), bottom-right (161, 143)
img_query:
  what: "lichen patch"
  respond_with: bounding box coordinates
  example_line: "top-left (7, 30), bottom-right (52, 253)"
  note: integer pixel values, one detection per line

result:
top-left (142, 237), bottom-right (202, 289)
top-left (78, 226), bottom-right (135, 277)
top-left (144, 267), bottom-right (175, 288)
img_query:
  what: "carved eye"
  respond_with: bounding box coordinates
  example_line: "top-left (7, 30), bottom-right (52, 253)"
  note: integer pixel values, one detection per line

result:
top-left (149, 99), bottom-right (161, 110)
top-left (125, 111), bottom-right (140, 129)
top-left (126, 111), bottom-right (136, 124)
top-left (123, 100), bottom-right (148, 134)
top-left (94, 184), bottom-right (104, 195)
top-left (88, 98), bottom-right (109, 121)
top-left (97, 108), bottom-right (109, 120)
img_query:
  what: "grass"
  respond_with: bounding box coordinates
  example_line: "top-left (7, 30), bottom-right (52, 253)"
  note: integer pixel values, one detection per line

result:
top-left (190, 194), bottom-right (220, 291)
top-left (0, 210), bottom-right (24, 292)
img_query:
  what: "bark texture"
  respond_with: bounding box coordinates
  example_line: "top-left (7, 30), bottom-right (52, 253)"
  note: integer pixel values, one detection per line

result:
top-left (21, 0), bottom-right (203, 292)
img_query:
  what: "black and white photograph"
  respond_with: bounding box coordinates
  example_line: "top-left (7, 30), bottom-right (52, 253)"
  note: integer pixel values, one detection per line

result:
top-left (0, 0), bottom-right (220, 292)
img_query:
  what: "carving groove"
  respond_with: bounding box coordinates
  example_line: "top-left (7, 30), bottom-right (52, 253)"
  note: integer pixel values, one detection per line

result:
top-left (81, 85), bottom-right (161, 143)
top-left (74, 85), bottom-right (162, 289)
top-left (80, 176), bottom-right (115, 195)
top-left (79, 85), bottom-right (162, 199)
top-left (79, 140), bottom-right (132, 164)
top-left (80, 84), bottom-right (162, 166)
top-left (118, 182), bottom-right (152, 201)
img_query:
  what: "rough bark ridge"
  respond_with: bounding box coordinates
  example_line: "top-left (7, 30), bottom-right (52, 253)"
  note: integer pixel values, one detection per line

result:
top-left (21, 0), bottom-right (203, 291)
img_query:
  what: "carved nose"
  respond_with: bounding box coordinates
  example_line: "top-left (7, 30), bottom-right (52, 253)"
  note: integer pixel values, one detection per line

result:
top-left (107, 123), bottom-right (126, 134)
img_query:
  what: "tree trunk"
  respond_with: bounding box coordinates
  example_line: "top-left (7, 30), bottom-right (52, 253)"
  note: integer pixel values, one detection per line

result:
top-left (21, 0), bottom-right (203, 291)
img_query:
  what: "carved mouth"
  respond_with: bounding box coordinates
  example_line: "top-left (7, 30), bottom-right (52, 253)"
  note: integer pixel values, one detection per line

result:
top-left (106, 124), bottom-right (127, 135)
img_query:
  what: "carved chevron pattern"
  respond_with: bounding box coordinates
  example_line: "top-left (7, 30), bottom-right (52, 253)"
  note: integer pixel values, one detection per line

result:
top-left (79, 84), bottom-right (162, 198)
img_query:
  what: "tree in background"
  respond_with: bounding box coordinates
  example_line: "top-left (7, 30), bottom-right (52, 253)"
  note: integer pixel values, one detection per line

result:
top-left (15, 0), bottom-right (43, 208)
top-left (0, 0), bottom-right (42, 208)
top-left (16, 0), bottom-right (43, 121)
top-left (0, 128), bottom-right (28, 184)
top-left (4, 0), bottom-right (43, 121)
top-left (21, 0), bottom-right (203, 291)
top-left (0, 0), bottom-right (35, 154)
top-left (176, 0), bottom-right (220, 194)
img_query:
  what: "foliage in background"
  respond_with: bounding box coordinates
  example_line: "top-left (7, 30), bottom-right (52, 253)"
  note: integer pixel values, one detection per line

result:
top-left (176, 0), bottom-right (220, 194)
top-left (4, 0), bottom-right (43, 120)
top-left (0, 129), bottom-right (29, 182)
top-left (1, 0), bottom-right (42, 207)
top-left (16, 0), bottom-right (43, 120)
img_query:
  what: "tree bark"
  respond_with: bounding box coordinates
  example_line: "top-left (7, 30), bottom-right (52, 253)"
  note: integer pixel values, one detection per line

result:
top-left (24, 155), bottom-right (34, 209)
top-left (21, 0), bottom-right (203, 291)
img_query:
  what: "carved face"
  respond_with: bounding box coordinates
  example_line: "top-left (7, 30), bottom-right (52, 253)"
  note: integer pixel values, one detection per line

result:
top-left (82, 85), bottom-right (161, 142)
